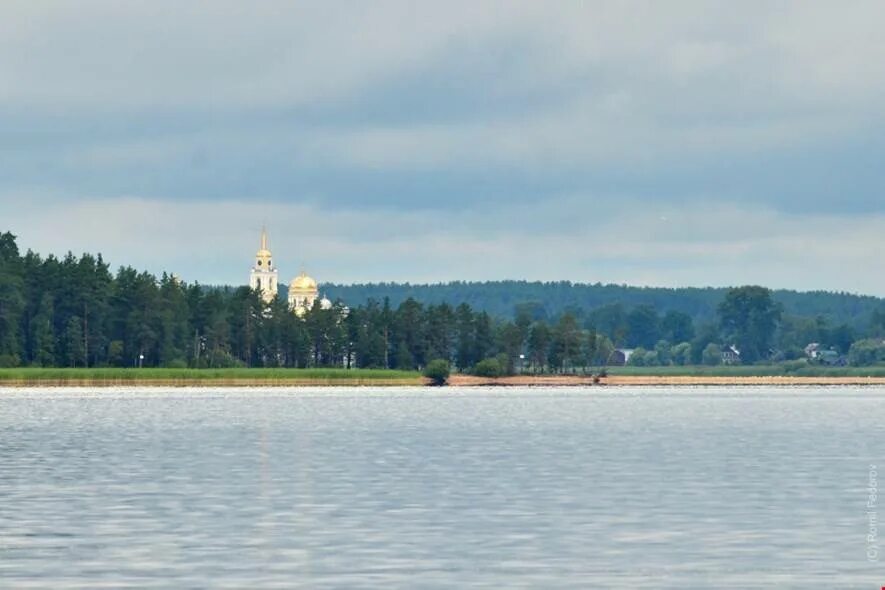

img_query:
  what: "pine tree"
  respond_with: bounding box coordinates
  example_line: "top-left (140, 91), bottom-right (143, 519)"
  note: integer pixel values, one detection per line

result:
top-left (0, 232), bottom-right (24, 366)
top-left (455, 303), bottom-right (475, 370)
top-left (63, 316), bottom-right (84, 367)
top-left (527, 322), bottom-right (550, 372)
top-left (394, 341), bottom-right (413, 370)
top-left (473, 312), bottom-right (494, 364)
top-left (31, 294), bottom-right (55, 366)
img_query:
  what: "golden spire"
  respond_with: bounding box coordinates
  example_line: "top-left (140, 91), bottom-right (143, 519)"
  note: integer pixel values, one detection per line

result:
top-left (255, 226), bottom-right (272, 265)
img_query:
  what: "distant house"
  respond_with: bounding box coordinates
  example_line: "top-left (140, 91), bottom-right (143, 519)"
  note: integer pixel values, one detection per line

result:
top-left (609, 349), bottom-right (635, 366)
top-left (805, 342), bottom-right (844, 365)
top-left (721, 345), bottom-right (741, 365)
top-left (804, 342), bottom-right (822, 359)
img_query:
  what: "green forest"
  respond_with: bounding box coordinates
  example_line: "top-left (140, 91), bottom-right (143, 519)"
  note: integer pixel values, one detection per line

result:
top-left (326, 281), bottom-right (882, 328)
top-left (1, 231), bottom-right (884, 372)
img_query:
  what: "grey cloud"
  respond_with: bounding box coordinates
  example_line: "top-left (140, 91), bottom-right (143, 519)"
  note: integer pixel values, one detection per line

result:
top-left (1, 1), bottom-right (884, 291)
top-left (3, 193), bottom-right (883, 295)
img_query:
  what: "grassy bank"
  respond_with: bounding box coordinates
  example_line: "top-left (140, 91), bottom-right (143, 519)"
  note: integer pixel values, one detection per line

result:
top-left (601, 365), bottom-right (885, 378)
top-left (0, 368), bottom-right (423, 387)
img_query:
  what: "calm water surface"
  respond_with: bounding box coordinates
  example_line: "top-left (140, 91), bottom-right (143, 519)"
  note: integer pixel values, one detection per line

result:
top-left (1, 386), bottom-right (884, 589)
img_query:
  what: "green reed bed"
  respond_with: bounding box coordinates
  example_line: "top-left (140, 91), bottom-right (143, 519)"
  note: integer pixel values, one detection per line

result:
top-left (0, 367), bottom-right (423, 385)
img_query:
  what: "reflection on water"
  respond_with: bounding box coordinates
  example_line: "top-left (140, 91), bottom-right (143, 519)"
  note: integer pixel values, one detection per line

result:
top-left (1, 386), bottom-right (883, 589)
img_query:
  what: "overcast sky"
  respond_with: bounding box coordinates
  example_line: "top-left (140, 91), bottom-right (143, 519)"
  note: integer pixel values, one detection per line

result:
top-left (2, 1), bottom-right (883, 294)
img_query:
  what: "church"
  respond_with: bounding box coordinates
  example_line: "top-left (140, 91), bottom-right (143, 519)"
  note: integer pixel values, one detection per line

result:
top-left (249, 229), bottom-right (331, 316)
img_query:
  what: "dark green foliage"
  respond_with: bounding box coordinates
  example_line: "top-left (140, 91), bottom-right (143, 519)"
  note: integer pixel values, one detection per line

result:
top-left (30, 294), bottom-right (55, 366)
top-left (849, 339), bottom-right (885, 366)
top-left (394, 341), bottom-right (413, 370)
top-left (527, 322), bottom-right (551, 370)
top-left (62, 316), bottom-right (85, 367)
top-left (0, 233), bottom-right (882, 371)
top-left (472, 357), bottom-right (504, 377)
top-left (671, 342), bottom-right (692, 366)
top-left (718, 286), bottom-right (782, 363)
top-left (589, 333), bottom-right (615, 366)
top-left (423, 359), bottom-right (450, 385)
top-left (661, 310), bottom-right (695, 343)
top-left (0, 232), bottom-right (24, 363)
top-left (654, 340), bottom-right (672, 365)
top-left (325, 281), bottom-right (882, 330)
top-left (497, 322), bottom-right (524, 375)
top-left (587, 303), bottom-right (628, 345)
top-left (550, 312), bottom-right (582, 372)
top-left (598, 365), bottom-right (885, 377)
top-left (690, 323), bottom-right (719, 365)
top-left (702, 343), bottom-right (722, 366)
top-left (626, 305), bottom-right (660, 348)
top-left (872, 306), bottom-right (885, 338)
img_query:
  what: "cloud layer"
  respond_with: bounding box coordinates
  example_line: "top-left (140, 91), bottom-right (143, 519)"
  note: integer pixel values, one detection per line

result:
top-left (5, 194), bottom-right (883, 295)
top-left (1, 2), bottom-right (883, 293)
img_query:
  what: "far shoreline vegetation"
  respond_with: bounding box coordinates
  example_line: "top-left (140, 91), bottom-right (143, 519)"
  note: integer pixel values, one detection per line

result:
top-left (0, 231), bottom-right (883, 386)
top-left (0, 367), bottom-right (423, 386)
top-left (1, 366), bottom-right (884, 387)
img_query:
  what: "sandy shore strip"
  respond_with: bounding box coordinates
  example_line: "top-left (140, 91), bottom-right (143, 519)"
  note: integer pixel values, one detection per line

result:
top-left (446, 374), bottom-right (885, 386)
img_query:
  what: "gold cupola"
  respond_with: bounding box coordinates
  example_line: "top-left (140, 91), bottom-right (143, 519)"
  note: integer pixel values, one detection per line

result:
top-left (288, 270), bottom-right (319, 316)
top-left (289, 271), bottom-right (317, 291)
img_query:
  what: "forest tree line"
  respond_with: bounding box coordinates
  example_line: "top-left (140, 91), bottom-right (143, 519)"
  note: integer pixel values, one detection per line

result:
top-left (1, 232), bottom-right (884, 371)
top-left (326, 279), bottom-right (884, 329)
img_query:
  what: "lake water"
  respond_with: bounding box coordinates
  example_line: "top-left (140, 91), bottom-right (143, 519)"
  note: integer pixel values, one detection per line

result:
top-left (1, 386), bottom-right (884, 589)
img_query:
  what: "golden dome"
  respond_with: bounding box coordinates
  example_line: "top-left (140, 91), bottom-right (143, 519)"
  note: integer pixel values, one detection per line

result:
top-left (289, 271), bottom-right (318, 291)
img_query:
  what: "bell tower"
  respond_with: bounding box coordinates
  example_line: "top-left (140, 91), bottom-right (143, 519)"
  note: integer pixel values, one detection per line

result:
top-left (249, 227), bottom-right (279, 304)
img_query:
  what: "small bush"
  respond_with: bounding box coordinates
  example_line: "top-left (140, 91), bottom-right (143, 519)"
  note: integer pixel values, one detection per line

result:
top-left (670, 342), bottom-right (692, 366)
top-left (472, 357), bottom-right (503, 377)
top-left (702, 343), bottom-right (722, 366)
top-left (627, 347), bottom-right (647, 367)
top-left (495, 352), bottom-right (513, 375)
top-left (423, 359), bottom-right (451, 386)
top-left (208, 350), bottom-right (245, 368)
top-left (849, 339), bottom-right (885, 367)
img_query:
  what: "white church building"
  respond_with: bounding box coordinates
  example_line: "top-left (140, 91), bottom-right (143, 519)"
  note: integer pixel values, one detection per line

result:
top-left (249, 229), bottom-right (331, 316)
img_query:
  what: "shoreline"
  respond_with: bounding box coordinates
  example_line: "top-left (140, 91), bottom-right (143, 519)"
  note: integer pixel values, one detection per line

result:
top-left (0, 375), bottom-right (883, 387)
top-left (0, 378), bottom-right (423, 388)
top-left (446, 375), bottom-right (885, 387)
